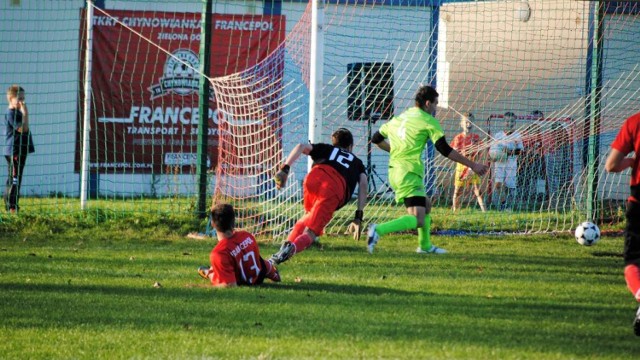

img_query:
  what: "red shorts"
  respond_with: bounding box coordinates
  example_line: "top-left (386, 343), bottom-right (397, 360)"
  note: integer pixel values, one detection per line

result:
top-left (301, 165), bottom-right (347, 236)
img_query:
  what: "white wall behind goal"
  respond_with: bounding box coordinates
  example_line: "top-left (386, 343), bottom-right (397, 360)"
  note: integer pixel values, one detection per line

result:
top-left (1, 0), bottom-right (639, 200)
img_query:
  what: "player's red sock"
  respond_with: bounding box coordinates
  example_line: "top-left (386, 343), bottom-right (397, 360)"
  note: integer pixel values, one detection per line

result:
top-left (292, 233), bottom-right (314, 253)
top-left (288, 219), bottom-right (307, 242)
top-left (264, 259), bottom-right (281, 282)
top-left (624, 264), bottom-right (640, 301)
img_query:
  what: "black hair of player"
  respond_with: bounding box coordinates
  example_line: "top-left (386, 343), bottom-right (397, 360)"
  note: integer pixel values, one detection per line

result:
top-left (414, 85), bottom-right (439, 107)
top-left (211, 203), bottom-right (235, 233)
top-left (332, 128), bottom-right (354, 149)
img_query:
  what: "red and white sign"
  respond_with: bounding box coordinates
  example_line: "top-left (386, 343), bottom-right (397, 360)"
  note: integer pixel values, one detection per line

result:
top-left (76, 9), bottom-right (285, 173)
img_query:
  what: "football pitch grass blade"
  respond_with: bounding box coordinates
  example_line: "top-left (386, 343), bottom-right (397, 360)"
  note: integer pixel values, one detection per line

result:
top-left (0, 227), bottom-right (637, 359)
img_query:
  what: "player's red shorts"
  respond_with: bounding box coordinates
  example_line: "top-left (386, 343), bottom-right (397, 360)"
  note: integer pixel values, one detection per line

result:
top-left (300, 164), bottom-right (347, 236)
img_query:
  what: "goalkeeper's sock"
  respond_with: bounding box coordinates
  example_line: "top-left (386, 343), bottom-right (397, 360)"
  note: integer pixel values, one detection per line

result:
top-left (292, 233), bottom-right (314, 253)
top-left (418, 215), bottom-right (432, 250)
top-left (375, 215), bottom-right (418, 236)
top-left (625, 264), bottom-right (640, 301)
top-left (288, 218), bottom-right (307, 242)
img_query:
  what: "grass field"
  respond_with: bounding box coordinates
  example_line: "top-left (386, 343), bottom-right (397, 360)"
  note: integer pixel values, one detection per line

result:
top-left (1, 213), bottom-right (638, 359)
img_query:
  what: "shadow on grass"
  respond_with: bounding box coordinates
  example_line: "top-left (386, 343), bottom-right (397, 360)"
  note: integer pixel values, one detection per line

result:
top-left (262, 281), bottom-right (424, 296)
top-left (0, 279), bottom-right (423, 302)
top-left (0, 280), bottom-right (636, 358)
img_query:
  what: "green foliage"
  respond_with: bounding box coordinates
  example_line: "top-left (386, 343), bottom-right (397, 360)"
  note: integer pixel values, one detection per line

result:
top-left (0, 214), bottom-right (636, 359)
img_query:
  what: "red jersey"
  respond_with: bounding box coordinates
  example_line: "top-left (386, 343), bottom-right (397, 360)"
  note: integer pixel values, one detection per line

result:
top-left (308, 143), bottom-right (366, 208)
top-left (209, 231), bottom-right (266, 286)
top-left (611, 112), bottom-right (640, 202)
top-left (522, 134), bottom-right (545, 156)
top-left (451, 132), bottom-right (480, 158)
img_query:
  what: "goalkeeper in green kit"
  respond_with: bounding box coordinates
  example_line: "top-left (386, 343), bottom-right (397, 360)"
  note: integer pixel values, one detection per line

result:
top-left (367, 85), bottom-right (489, 254)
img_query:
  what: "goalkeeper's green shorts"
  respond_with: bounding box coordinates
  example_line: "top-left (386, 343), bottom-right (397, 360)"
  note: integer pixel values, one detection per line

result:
top-left (388, 168), bottom-right (425, 204)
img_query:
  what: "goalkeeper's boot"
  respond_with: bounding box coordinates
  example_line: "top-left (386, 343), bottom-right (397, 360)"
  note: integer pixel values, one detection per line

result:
top-left (197, 266), bottom-right (210, 280)
top-left (270, 241), bottom-right (296, 265)
top-left (416, 245), bottom-right (448, 254)
top-left (634, 305), bottom-right (640, 336)
top-left (367, 224), bottom-right (379, 254)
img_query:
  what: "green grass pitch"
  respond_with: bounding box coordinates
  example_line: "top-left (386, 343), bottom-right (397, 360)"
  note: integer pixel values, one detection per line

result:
top-left (0, 215), bottom-right (638, 359)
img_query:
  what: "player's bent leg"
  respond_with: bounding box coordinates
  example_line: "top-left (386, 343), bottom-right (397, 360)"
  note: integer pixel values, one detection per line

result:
top-left (416, 215), bottom-right (447, 254)
top-left (270, 241), bottom-right (296, 265)
top-left (276, 195), bottom-right (338, 263)
top-left (264, 258), bottom-right (281, 282)
top-left (375, 215), bottom-right (418, 237)
top-left (417, 214), bottom-right (432, 250)
top-left (304, 194), bottom-right (341, 238)
top-left (368, 215), bottom-right (419, 254)
top-left (288, 215), bottom-right (309, 242)
top-left (292, 230), bottom-right (316, 254)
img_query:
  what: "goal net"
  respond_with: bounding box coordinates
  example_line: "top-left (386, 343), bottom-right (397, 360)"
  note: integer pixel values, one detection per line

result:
top-left (272, 0), bottom-right (640, 236)
top-left (2, 0), bottom-right (639, 237)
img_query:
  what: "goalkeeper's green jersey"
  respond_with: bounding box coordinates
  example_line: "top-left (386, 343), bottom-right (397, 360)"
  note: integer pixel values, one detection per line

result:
top-left (378, 106), bottom-right (445, 177)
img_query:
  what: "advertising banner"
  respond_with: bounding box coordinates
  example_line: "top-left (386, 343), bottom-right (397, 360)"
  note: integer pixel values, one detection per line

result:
top-left (76, 9), bottom-right (285, 173)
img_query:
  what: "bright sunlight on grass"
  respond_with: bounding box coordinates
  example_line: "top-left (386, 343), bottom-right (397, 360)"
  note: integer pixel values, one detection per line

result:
top-left (0, 215), bottom-right (637, 359)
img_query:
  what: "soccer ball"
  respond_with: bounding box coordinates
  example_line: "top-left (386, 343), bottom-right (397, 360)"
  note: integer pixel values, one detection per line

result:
top-left (489, 143), bottom-right (507, 162)
top-left (574, 221), bottom-right (600, 246)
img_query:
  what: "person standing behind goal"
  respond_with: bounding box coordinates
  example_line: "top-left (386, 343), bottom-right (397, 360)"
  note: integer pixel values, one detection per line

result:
top-left (604, 111), bottom-right (640, 335)
top-left (491, 112), bottom-right (523, 211)
top-left (4, 85), bottom-right (35, 214)
top-left (269, 128), bottom-right (368, 265)
top-left (451, 112), bottom-right (486, 212)
top-left (367, 85), bottom-right (489, 255)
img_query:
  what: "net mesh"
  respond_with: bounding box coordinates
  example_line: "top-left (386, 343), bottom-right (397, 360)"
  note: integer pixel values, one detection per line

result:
top-left (1, 0), bottom-right (638, 238)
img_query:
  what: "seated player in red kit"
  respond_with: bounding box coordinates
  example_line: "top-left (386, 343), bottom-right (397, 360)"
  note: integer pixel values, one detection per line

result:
top-left (198, 203), bottom-right (281, 287)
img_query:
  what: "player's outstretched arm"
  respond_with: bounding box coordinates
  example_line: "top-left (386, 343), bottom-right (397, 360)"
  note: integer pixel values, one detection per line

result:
top-left (605, 148), bottom-right (634, 173)
top-left (447, 148), bottom-right (489, 176)
top-left (284, 143), bottom-right (313, 166)
top-left (347, 173), bottom-right (368, 241)
top-left (274, 143), bottom-right (313, 189)
top-left (356, 173), bottom-right (368, 214)
top-left (434, 137), bottom-right (488, 176)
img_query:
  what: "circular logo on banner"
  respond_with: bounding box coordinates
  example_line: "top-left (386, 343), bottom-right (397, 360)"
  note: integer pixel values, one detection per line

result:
top-left (149, 49), bottom-right (200, 99)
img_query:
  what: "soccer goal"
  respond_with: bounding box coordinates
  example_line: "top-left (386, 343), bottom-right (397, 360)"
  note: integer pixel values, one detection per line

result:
top-left (2, 0), bottom-right (639, 237)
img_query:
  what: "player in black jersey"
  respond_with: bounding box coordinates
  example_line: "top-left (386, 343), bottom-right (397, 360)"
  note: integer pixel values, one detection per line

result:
top-left (270, 128), bottom-right (368, 265)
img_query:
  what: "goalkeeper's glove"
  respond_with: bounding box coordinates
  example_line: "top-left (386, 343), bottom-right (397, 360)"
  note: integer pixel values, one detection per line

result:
top-left (346, 210), bottom-right (364, 241)
top-left (274, 164), bottom-right (290, 189)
